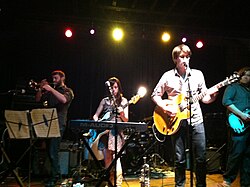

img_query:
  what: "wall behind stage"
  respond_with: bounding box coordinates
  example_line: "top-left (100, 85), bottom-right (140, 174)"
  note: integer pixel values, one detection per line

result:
top-left (0, 21), bottom-right (250, 123)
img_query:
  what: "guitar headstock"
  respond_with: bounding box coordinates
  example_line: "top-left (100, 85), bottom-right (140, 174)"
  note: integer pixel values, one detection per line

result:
top-left (221, 72), bottom-right (240, 87)
top-left (227, 72), bottom-right (240, 84)
top-left (129, 94), bottom-right (141, 104)
top-left (129, 87), bottom-right (147, 104)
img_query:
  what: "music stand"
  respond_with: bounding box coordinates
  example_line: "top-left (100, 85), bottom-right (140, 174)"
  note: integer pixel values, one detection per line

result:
top-left (30, 108), bottom-right (60, 138)
top-left (1, 110), bottom-right (30, 187)
top-left (5, 110), bottom-right (30, 139)
top-left (2, 108), bottom-right (60, 186)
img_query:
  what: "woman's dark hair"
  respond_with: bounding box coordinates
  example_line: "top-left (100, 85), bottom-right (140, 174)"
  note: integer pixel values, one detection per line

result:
top-left (108, 77), bottom-right (123, 105)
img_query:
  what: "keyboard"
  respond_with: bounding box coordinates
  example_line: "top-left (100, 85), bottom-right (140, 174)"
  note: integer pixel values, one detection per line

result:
top-left (69, 119), bottom-right (148, 132)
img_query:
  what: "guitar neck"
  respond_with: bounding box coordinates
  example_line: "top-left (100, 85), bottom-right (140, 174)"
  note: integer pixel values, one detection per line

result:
top-left (121, 102), bottom-right (129, 109)
top-left (192, 79), bottom-right (231, 103)
top-left (192, 91), bottom-right (206, 103)
top-left (121, 94), bottom-right (140, 109)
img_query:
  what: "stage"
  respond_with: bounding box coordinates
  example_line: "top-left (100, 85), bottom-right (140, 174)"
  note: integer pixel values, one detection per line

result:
top-left (0, 131), bottom-right (234, 187)
top-left (1, 170), bottom-right (240, 187)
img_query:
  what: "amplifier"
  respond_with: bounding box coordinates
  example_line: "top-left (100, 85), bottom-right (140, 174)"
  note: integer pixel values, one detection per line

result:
top-left (59, 141), bottom-right (78, 176)
top-left (186, 147), bottom-right (223, 173)
top-left (59, 151), bottom-right (78, 176)
top-left (206, 147), bottom-right (222, 173)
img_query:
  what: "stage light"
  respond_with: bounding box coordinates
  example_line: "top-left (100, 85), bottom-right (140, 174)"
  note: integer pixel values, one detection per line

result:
top-left (196, 40), bottom-right (204, 48)
top-left (137, 86), bottom-right (147, 98)
top-left (161, 32), bottom-right (170, 42)
top-left (112, 28), bottom-right (124, 41)
top-left (182, 37), bottom-right (187, 43)
top-left (65, 29), bottom-right (73, 38)
top-left (89, 28), bottom-right (95, 35)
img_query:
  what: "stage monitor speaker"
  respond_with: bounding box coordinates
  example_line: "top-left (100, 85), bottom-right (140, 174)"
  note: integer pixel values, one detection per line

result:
top-left (59, 142), bottom-right (78, 176)
top-left (206, 147), bottom-right (221, 173)
top-left (204, 112), bottom-right (227, 147)
top-left (59, 151), bottom-right (69, 175)
top-left (186, 147), bottom-right (222, 173)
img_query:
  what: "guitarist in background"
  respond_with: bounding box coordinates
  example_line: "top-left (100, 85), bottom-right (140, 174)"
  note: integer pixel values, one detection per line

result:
top-left (92, 77), bottom-right (128, 187)
top-left (151, 44), bottom-right (218, 187)
top-left (218, 67), bottom-right (250, 187)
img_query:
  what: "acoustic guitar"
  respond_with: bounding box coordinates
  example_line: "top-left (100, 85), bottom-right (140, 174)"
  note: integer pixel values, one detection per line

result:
top-left (153, 73), bottom-right (239, 135)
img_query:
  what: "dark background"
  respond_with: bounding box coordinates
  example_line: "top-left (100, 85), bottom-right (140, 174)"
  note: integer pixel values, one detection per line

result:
top-left (1, 22), bottom-right (247, 123)
top-left (0, 0), bottom-right (249, 171)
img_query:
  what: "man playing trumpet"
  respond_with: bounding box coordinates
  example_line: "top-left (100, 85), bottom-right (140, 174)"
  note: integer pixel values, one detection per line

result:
top-left (35, 70), bottom-right (74, 187)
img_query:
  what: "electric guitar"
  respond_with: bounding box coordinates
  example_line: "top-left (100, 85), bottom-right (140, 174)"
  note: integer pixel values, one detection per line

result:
top-left (88, 130), bottom-right (108, 160)
top-left (228, 108), bottom-right (250, 134)
top-left (100, 93), bottom-right (144, 121)
top-left (153, 73), bottom-right (239, 135)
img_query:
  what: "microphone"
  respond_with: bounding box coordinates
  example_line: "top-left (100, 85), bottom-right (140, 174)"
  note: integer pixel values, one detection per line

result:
top-left (183, 62), bottom-right (189, 68)
top-left (105, 81), bottom-right (111, 87)
top-left (8, 89), bottom-right (26, 94)
top-left (105, 80), bottom-right (115, 99)
top-left (184, 62), bottom-right (191, 76)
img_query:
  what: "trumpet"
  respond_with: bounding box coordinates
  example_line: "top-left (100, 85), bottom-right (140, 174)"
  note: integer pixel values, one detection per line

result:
top-left (29, 79), bottom-right (55, 90)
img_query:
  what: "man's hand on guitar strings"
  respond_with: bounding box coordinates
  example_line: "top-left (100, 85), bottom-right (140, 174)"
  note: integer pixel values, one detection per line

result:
top-left (240, 112), bottom-right (250, 122)
top-left (161, 104), bottom-right (178, 117)
top-left (117, 106), bottom-right (124, 114)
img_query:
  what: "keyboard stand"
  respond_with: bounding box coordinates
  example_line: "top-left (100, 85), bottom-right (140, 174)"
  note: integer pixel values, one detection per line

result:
top-left (95, 132), bottom-right (137, 187)
top-left (81, 137), bottom-right (104, 170)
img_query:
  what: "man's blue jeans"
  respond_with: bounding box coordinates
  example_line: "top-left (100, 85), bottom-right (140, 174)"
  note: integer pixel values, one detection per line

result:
top-left (171, 121), bottom-right (207, 187)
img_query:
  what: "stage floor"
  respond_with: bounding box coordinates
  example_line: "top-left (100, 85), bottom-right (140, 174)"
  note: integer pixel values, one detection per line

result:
top-left (1, 171), bottom-right (240, 187)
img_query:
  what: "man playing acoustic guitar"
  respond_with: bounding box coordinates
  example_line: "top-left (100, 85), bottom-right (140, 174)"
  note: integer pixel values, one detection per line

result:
top-left (151, 44), bottom-right (219, 187)
top-left (218, 67), bottom-right (250, 187)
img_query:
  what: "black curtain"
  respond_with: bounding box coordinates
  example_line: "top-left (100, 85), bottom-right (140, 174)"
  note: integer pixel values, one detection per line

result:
top-left (1, 21), bottom-right (249, 123)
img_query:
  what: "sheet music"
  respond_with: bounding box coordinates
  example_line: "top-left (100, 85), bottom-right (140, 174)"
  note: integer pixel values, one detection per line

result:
top-left (5, 110), bottom-right (30, 139)
top-left (30, 108), bottom-right (61, 138)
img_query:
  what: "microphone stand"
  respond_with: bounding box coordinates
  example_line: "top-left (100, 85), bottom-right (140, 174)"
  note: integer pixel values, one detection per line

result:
top-left (0, 89), bottom-right (26, 95)
top-left (187, 77), bottom-right (194, 187)
top-left (107, 82), bottom-right (118, 187)
top-left (113, 103), bottom-right (118, 187)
